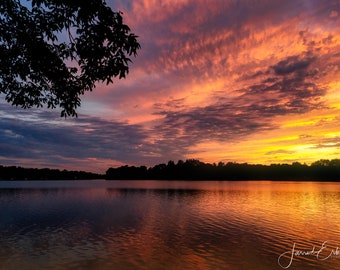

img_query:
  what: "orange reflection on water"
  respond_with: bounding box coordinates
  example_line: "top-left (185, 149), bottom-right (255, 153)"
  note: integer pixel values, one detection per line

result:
top-left (3, 181), bottom-right (340, 270)
top-left (91, 181), bottom-right (340, 269)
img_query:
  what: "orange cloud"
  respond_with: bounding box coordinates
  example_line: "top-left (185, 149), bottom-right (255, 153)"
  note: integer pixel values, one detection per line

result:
top-left (2, 0), bottom-right (340, 171)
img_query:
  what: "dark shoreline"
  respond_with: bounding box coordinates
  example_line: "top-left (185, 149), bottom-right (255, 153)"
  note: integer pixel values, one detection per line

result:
top-left (1, 159), bottom-right (340, 182)
top-left (0, 165), bottom-right (104, 181)
top-left (106, 159), bottom-right (340, 182)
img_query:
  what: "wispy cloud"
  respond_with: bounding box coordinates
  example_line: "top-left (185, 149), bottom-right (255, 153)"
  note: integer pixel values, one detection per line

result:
top-left (1, 0), bottom-right (340, 171)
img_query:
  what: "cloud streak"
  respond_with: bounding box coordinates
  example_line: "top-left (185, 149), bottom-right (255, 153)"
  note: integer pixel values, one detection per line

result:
top-left (1, 0), bottom-right (340, 172)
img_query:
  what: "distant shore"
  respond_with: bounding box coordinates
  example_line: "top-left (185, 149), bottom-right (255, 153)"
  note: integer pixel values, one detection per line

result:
top-left (106, 159), bottom-right (340, 181)
top-left (1, 159), bottom-right (340, 181)
top-left (0, 165), bottom-right (104, 181)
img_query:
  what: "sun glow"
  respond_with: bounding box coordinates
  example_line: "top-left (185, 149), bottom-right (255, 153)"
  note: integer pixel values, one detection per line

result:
top-left (2, 0), bottom-right (340, 172)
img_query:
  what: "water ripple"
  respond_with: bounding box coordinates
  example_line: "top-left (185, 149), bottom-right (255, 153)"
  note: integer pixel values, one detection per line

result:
top-left (2, 181), bottom-right (340, 269)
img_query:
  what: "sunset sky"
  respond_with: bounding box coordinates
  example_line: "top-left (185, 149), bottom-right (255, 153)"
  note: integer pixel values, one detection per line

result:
top-left (1, 0), bottom-right (340, 173)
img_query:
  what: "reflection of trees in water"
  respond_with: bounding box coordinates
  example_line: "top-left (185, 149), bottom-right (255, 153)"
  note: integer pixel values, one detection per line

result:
top-left (2, 181), bottom-right (340, 270)
top-left (106, 187), bottom-right (204, 200)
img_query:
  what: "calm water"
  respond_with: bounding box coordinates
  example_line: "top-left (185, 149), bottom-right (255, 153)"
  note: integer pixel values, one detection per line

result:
top-left (1, 180), bottom-right (340, 270)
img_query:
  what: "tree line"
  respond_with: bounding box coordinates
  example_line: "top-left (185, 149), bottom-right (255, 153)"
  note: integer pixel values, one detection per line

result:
top-left (1, 159), bottom-right (340, 181)
top-left (106, 159), bottom-right (340, 181)
top-left (0, 165), bottom-right (104, 180)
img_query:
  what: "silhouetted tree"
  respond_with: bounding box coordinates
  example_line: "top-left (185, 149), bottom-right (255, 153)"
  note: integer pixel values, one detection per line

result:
top-left (106, 165), bottom-right (147, 180)
top-left (0, 0), bottom-right (140, 116)
top-left (105, 159), bottom-right (340, 181)
top-left (310, 159), bottom-right (340, 180)
top-left (0, 165), bottom-right (104, 180)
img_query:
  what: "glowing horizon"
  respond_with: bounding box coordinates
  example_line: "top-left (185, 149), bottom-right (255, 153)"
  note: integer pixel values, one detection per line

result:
top-left (1, 0), bottom-right (340, 173)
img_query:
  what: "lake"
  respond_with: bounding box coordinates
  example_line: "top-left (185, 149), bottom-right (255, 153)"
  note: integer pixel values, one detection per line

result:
top-left (1, 180), bottom-right (340, 270)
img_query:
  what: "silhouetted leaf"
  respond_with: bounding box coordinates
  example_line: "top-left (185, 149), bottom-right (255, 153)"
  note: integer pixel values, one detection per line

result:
top-left (0, 0), bottom-right (141, 117)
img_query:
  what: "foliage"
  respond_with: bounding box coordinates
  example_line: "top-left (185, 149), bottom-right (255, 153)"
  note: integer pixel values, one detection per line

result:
top-left (106, 159), bottom-right (340, 181)
top-left (0, 165), bottom-right (104, 180)
top-left (2, 159), bottom-right (339, 181)
top-left (0, 0), bottom-right (140, 116)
